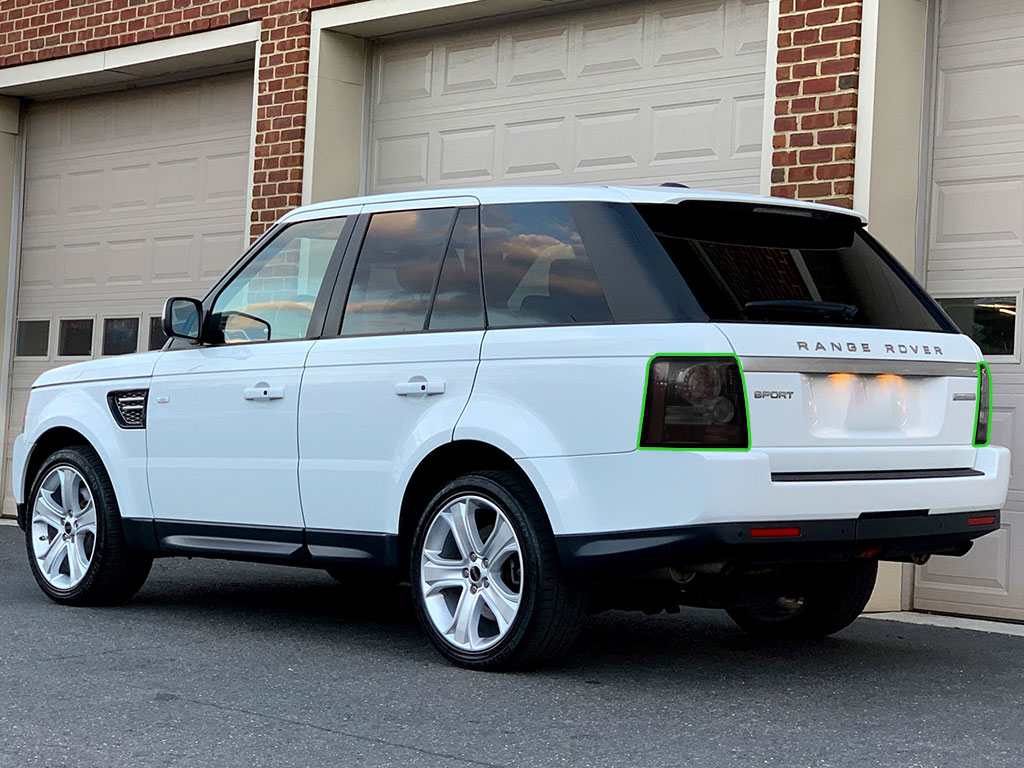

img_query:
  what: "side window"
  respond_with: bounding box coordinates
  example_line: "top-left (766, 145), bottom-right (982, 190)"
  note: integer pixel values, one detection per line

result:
top-left (341, 208), bottom-right (456, 336)
top-left (427, 208), bottom-right (484, 331)
top-left (210, 217), bottom-right (346, 344)
top-left (480, 203), bottom-right (612, 328)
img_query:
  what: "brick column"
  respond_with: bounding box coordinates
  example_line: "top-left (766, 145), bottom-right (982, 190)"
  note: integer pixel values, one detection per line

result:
top-left (771, 0), bottom-right (862, 209)
top-left (250, 2), bottom-right (312, 240)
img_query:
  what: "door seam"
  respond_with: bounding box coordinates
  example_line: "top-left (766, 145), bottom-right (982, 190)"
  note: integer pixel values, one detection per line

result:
top-left (451, 330), bottom-right (486, 442)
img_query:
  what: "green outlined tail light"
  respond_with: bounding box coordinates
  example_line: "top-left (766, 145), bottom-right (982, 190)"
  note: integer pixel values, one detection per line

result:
top-left (974, 362), bottom-right (992, 447)
top-left (639, 355), bottom-right (749, 450)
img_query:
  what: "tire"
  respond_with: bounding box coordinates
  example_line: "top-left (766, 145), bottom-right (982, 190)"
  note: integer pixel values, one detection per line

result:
top-left (410, 470), bottom-right (588, 670)
top-left (727, 560), bottom-right (878, 640)
top-left (25, 445), bottom-right (153, 606)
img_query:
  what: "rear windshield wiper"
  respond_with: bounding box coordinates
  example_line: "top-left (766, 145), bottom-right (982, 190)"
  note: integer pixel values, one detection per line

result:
top-left (743, 300), bottom-right (859, 322)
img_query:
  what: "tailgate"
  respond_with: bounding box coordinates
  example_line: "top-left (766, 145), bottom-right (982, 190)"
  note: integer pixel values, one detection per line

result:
top-left (717, 324), bottom-right (982, 468)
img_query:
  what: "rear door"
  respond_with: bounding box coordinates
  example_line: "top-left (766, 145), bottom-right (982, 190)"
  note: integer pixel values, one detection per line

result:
top-left (298, 199), bottom-right (485, 560)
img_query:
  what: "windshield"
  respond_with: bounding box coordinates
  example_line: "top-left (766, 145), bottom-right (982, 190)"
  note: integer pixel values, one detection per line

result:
top-left (632, 202), bottom-right (949, 332)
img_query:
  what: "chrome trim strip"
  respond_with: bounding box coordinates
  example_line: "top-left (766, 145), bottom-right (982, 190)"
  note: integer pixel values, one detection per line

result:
top-left (741, 356), bottom-right (978, 377)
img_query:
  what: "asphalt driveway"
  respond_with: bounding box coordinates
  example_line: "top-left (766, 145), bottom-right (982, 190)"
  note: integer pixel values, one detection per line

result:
top-left (0, 524), bottom-right (1021, 768)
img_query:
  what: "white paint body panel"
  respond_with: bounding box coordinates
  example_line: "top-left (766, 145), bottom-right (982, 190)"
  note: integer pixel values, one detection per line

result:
top-left (300, 331), bottom-right (483, 534)
top-left (146, 341), bottom-right (312, 529)
top-left (457, 324), bottom-right (733, 458)
top-left (523, 445), bottom-right (1010, 536)
top-left (721, 324), bottom-right (983, 457)
top-left (14, 376), bottom-right (153, 521)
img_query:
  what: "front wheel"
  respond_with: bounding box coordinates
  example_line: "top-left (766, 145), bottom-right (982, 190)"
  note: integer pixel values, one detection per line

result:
top-left (727, 560), bottom-right (878, 640)
top-left (25, 446), bottom-right (152, 606)
top-left (410, 471), bottom-right (587, 670)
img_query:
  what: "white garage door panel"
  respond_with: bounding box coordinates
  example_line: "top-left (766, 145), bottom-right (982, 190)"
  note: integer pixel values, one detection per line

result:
top-left (368, 0), bottom-right (767, 193)
top-left (916, 0), bottom-right (1024, 619)
top-left (3, 71), bottom-right (252, 516)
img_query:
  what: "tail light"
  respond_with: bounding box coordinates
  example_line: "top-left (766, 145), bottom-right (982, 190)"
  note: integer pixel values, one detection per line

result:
top-left (974, 362), bottom-right (991, 446)
top-left (639, 355), bottom-right (749, 449)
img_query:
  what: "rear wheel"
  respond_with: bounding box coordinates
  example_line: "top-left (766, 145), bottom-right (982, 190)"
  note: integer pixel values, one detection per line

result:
top-left (26, 446), bottom-right (152, 606)
top-left (726, 560), bottom-right (877, 639)
top-left (410, 470), bottom-right (587, 670)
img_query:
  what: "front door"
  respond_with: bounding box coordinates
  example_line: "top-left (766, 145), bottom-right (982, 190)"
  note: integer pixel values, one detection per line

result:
top-left (147, 214), bottom-right (354, 549)
top-left (299, 202), bottom-right (484, 561)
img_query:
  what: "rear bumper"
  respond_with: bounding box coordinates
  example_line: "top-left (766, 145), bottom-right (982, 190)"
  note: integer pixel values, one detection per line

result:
top-left (556, 509), bottom-right (1000, 574)
top-left (520, 445), bottom-right (1010, 535)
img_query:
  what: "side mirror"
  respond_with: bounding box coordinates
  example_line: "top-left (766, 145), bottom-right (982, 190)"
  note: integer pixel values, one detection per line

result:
top-left (162, 297), bottom-right (204, 342)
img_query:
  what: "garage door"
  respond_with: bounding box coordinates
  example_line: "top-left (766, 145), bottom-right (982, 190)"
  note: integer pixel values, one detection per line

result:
top-left (368, 0), bottom-right (767, 194)
top-left (3, 70), bottom-right (253, 516)
top-left (915, 0), bottom-right (1024, 620)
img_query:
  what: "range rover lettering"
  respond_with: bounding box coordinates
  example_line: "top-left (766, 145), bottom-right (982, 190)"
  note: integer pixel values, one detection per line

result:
top-left (11, 186), bottom-right (1009, 670)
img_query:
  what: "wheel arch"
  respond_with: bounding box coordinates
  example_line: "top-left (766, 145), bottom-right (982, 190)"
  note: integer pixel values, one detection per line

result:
top-left (397, 440), bottom-right (547, 569)
top-left (22, 426), bottom-right (94, 504)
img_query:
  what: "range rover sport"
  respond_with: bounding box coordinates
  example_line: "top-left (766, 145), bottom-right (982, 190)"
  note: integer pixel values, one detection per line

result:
top-left (11, 185), bottom-right (1009, 670)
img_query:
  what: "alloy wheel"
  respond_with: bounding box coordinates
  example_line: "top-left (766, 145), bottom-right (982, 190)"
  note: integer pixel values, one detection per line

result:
top-left (30, 465), bottom-right (97, 590)
top-left (419, 494), bottom-right (523, 652)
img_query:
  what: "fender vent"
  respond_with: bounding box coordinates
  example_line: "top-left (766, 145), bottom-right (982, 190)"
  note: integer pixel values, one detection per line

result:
top-left (107, 389), bottom-right (148, 429)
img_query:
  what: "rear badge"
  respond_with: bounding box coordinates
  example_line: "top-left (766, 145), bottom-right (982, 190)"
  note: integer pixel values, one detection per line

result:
top-left (953, 392), bottom-right (977, 402)
top-left (753, 390), bottom-right (795, 400)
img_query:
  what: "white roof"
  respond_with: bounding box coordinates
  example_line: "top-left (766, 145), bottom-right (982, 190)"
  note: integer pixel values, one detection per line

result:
top-left (282, 185), bottom-right (867, 224)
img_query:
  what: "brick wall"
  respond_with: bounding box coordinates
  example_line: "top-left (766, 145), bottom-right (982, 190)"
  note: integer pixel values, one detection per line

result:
top-left (252, 4), bottom-right (311, 240)
top-left (771, 0), bottom-right (862, 209)
top-left (0, 0), bottom-right (329, 240)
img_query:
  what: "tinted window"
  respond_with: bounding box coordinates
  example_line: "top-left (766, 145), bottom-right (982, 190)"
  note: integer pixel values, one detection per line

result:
top-left (633, 203), bottom-right (946, 332)
top-left (15, 320), bottom-right (48, 357)
top-left (938, 296), bottom-right (1016, 356)
top-left (342, 208), bottom-right (456, 336)
top-left (210, 217), bottom-right (345, 344)
top-left (427, 208), bottom-right (484, 331)
top-left (480, 203), bottom-right (612, 328)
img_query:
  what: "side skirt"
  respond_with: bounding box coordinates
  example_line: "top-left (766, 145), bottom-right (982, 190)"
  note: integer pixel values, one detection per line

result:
top-left (121, 518), bottom-right (399, 570)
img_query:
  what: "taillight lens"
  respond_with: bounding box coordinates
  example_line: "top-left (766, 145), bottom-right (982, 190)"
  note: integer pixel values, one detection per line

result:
top-left (974, 362), bottom-right (991, 446)
top-left (639, 355), bottom-right (749, 449)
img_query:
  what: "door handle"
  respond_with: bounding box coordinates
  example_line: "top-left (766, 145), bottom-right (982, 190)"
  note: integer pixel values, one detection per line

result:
top-left (243, 382), bottom-right (285, 401)
top-left (395, 380), bottom-right (445, 397)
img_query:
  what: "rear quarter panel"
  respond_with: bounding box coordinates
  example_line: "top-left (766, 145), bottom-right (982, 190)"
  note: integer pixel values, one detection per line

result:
top-left (455, 323), bottom-right (734, 458)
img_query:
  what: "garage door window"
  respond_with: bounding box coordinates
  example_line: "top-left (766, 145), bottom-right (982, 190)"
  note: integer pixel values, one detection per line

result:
top-left (936, 296), bottom-right (1017, 358)
top-left (210, 217), bottom-right (347, 344)
top-left (480, 203), bottom-right (612, 328)
top-left (15, 320), bottom-right (49, 358)
top-left (58, 319), bottom-right (93, 357)
top-left (148, 316), bottom-right (167, 351)
top-left (102, 317), bottom-right (140, 356)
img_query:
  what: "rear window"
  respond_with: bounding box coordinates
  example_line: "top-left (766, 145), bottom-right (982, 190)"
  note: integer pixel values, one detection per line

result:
top-left (633, 202), bottom-right (949, 332)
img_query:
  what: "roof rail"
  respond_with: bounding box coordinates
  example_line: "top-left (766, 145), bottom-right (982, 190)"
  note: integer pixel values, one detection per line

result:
top-left (660, 182), bottom-right (689, 188)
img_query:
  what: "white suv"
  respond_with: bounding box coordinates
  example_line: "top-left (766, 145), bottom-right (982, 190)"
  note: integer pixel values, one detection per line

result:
top-left (11, 185), bottom-right (1009, 669)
